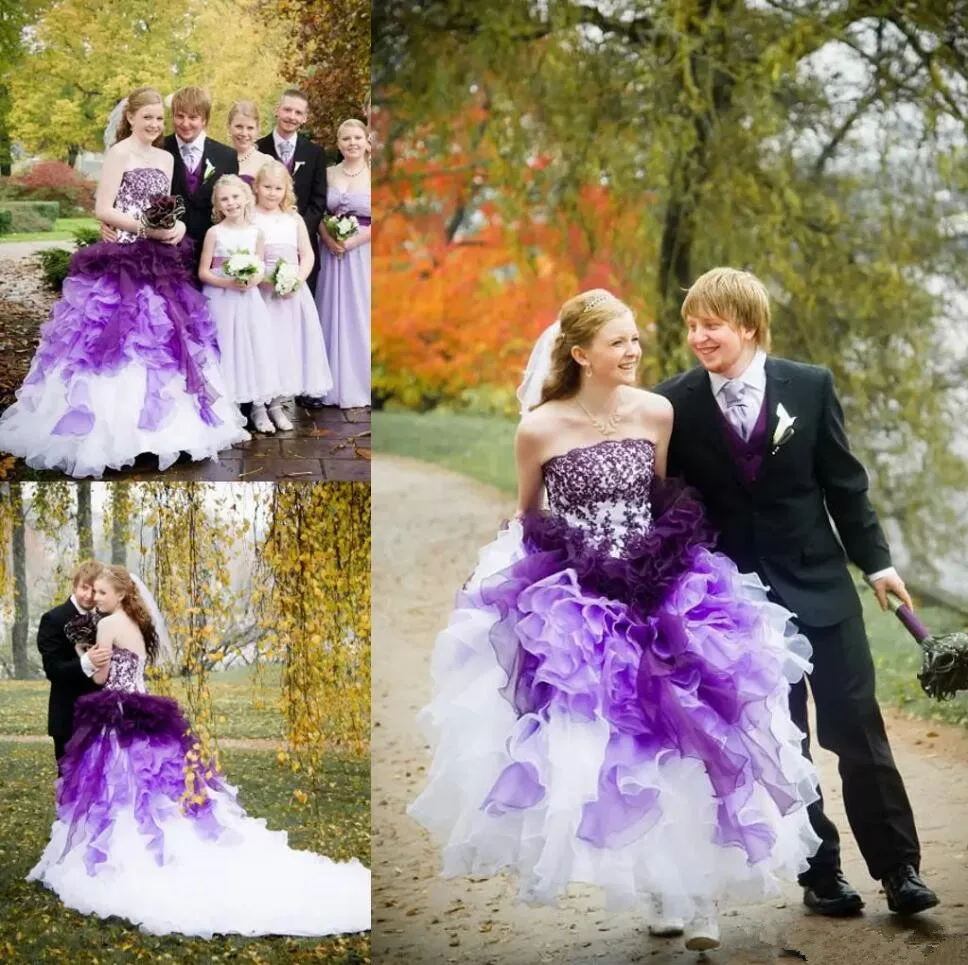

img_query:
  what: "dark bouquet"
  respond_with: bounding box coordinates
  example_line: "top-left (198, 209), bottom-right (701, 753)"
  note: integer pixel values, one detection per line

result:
top-left (65, 610), bottom-right (100, 652)
top-left (887, 592), bottom-right (968, 701)
top-left (141, 194), bottom-right (185, 231)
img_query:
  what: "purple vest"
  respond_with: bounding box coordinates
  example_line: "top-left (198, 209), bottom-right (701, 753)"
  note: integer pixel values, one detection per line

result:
top-left (717, 393), bottom-right (769, 486)
top-left (185, 163), bottom-right (202, 196)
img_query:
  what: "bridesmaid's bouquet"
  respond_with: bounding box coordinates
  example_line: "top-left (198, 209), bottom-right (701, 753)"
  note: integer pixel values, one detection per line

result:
top-left (223, 250), bottom-right (263, 284)
top-left (269, 258), bottom-right (301, 296)
top-left (141, 194), bottom-right (185, 231)
top-left (323, 213), bottom-right (360, 243)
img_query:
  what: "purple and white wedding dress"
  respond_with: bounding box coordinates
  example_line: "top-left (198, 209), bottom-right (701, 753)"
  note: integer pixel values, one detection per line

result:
top-left (28, 645), bottom-right (371, 937)
top-left (410, 438), bottom-right (821, 920)
top-left (0, 167), bottom-right (248, 478)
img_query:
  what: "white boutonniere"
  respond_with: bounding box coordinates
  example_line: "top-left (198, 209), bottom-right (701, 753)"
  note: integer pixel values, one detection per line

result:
top-left (771, 403), bottom-right (796, 455)
top-left (293, 160), bottom-right (305, 173)
top-left (203, 159), bottom-right (216, 183)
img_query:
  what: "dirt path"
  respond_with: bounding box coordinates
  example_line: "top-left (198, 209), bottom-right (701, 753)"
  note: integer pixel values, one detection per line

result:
top-left (373, 455), bottom-right (968, 965)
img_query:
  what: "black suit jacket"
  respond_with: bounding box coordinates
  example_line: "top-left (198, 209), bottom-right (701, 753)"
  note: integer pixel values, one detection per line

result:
top-left (37, 600), bottom-right (100, 739)
top-left (256, 132), bottom-right (328, 241)
top-left (164, 134), bottom-right (239, 255)
top-left (655, 356), bottom-right (891, 626)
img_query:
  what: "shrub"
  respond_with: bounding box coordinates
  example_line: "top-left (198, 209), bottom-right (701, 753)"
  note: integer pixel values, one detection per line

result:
top-left (11, 161), bottom-right (97, 216)
top-left (37, 224), bottom-right (101, 292)
top-left (0, 201), bottom-right (59, 232)
top-left (0, 210), bottom-right (11, 235)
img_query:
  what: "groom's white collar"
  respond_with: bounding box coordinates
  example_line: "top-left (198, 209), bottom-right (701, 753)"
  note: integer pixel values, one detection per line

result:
top-left (708, 349), bottom-right (767, 397)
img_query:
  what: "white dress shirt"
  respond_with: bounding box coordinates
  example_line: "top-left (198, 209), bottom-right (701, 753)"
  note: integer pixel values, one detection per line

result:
top-left (708, 350), bottom-right (895, 585)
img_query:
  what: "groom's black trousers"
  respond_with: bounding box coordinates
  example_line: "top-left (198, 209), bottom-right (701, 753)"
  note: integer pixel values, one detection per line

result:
top-left (791, 615), bottom-right (920, 881)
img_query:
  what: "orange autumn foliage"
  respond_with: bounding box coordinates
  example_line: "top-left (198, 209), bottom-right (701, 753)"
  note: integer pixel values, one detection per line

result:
top-left (372, 106), bottom-right (658, 410)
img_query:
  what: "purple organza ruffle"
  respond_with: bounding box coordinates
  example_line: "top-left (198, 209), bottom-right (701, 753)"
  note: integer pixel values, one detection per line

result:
top-left (57, 690), bottom-right (225, 875)
top-left (470, 479), bottom-right (803, 864)
top-left (28, 238), bottom-right (223, 433)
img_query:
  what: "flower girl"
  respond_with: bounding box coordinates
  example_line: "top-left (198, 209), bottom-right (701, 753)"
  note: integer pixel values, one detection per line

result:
top-left (198, 175), bottom-right (280, 434)
top-left (251, 161), bottom-right (333, 430)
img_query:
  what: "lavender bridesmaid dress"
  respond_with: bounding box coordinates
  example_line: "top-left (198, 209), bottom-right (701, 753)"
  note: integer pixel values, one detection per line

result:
top-left (28, 643), bottom-right (371, 937)
top-left (410, 439), bottom-right (822, 919)
top-left (314, 187), bottom-right (370, 408)
top-left (0, 168), bottom-right (248, 477)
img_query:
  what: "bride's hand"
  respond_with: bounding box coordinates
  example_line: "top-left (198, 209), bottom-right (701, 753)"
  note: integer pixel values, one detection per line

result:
top-left (148, 225), bottom-right (181, 244)
top-left (170, 221), bottom-right (187, 245)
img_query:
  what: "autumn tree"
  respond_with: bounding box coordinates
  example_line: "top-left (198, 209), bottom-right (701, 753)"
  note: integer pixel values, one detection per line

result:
top-left (8, 0), bottom-right (289, 163)
top-left (268, 0), bottom-right (370, 151)
top-left (76, 481), bottom-right (93, 559)
top-left (260, 482), bottom-right (370, 844)
top-left (10, 483), bottom-right (28, 679)
top-left (374, 0), bottom-right (968, 573)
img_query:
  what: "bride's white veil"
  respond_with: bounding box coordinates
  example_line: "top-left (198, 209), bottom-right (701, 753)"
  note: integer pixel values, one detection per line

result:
top-left (129, 572), bottom-right (176, 669)
top-left (103, 98), bottom-right (129, 150)
top-left (516, 318), bottom-right (560, 415)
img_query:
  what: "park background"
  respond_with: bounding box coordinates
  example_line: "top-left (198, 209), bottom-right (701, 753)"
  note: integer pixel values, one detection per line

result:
top-left (0, 0), bottom-right (371, 481)
top-left (0, 480), bottom-right (371, 963)
top-left (371, 0), bottom-right (968, 727)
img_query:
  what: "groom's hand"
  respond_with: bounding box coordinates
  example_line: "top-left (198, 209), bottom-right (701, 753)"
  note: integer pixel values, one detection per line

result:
top-left (89, 644), bottom-right (111, 669)
top-left (871, 572), bottom-right (914, 612)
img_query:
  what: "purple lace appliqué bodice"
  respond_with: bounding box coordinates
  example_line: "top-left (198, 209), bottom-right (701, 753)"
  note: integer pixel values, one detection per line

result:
top-left (114, 167), bottom-right (171, 244)
top-left (104, 646), bottom-right (148, 694)
top-left (542, 438), bottom-right (656, 558)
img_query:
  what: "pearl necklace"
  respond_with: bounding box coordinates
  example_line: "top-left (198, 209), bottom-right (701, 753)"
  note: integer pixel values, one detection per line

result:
top-left (575, 398), bottom-right (623, 436)
top-left (341, 161), bottom-right (367, 178)
top-left (238, 148), bottom-right (256, 164)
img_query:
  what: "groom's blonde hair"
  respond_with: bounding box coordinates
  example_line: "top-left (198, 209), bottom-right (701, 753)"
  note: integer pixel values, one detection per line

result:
top-left (681, 267), bottom-right (772, 350)
top-left (72, 559), bottom-right (102, 587)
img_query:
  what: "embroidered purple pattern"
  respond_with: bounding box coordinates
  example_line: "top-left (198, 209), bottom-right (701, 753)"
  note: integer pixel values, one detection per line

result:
top-left (104, 646), bottom-right (147, 694)
top-left (543, 438), bottom-right (655, 557)
top-left (114, 168), bottom-right (170, 243)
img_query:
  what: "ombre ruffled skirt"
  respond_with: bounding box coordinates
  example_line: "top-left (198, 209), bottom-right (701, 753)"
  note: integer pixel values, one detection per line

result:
top-left (0, 239), bottom-right (249, 478)
top-left (28, 691), bottom-right (370, 937)
top-left (409, 486), bottom-right (822, 919)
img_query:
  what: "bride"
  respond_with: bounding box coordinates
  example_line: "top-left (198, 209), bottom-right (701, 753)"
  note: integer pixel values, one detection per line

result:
top-left (28, 564), bottom-right (370, 938)
top-left (409, 290), bottom-right (821, 952)
top-left (0, 86), bottom-right (248, 478)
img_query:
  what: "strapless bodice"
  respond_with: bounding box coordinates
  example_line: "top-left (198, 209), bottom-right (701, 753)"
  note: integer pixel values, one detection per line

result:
top-left (542, 438), bottom-right (656, 557)
top-left (104, 646), bottom-right (147, 694)
top-left (114, 168), bottom-right (170, 244)
top-left (326, 187), bottom-right (370, 219)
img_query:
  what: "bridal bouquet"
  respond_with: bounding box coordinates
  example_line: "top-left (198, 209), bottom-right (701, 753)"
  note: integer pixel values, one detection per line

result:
top-left (269, 258), bottom-right (301, 296)
top-left (222, 250), bottom-right (263, 284)
top-left (323, 213), bottom-right (360, 243)
top-left (141, 194), bottom-right (185, 231)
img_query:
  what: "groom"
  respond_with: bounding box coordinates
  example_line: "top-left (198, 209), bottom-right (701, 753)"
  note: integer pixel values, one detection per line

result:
top-left (37, 560), bottom-right (108, 767)
top-left (655, 267), bottom-right (938, 918)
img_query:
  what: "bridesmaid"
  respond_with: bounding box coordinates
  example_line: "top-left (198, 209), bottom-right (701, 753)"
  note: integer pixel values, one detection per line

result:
top-left (227, 101), bottom-right (274, 188)
top-left (314, 118), bottom-right (370, 410)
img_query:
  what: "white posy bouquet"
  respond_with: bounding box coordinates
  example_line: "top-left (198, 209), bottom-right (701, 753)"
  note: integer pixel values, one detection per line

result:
top-left (323, 213), bottom-right (360, 243)
top-left (223, 250), bottom-right (263, 285)
top-left (269, 258), bottom-right (301, 296)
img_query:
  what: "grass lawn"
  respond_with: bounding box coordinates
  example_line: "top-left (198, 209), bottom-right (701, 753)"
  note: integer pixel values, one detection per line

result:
top-left (374, 409), bottom-right (517, 494)
top-left (0, 664), bottom-right (288, 741)
top-left (0, 743), bottom-right (369, 963)
top-left (374, 408), bottom-right (968, 728)
top-left (0, 217), bottom-right (98, 244)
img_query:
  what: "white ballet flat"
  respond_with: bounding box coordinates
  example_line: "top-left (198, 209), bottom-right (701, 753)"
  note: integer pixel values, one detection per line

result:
top-left (648, 895), bottom-right (685, 937)
top-left (683, 913), bottom-right (720, 951)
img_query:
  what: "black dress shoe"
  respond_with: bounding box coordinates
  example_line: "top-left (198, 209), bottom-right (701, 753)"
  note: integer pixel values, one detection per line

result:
top-left (296, 395), bottom-right (327, 410)
top-left (881, 864), bottom-right (939, 916)
top-left (802, 869), bottom-right (865, 916)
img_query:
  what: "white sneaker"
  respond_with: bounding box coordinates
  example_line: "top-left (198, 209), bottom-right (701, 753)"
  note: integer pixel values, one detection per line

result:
top-left (268, 403), bottom-right (294, 432)
top-left (648, 896), bottom-right (684, 937)
top-left (683, 913), bottom-right (720, 951)
top-left (251, 404), bottom-right (274, 434)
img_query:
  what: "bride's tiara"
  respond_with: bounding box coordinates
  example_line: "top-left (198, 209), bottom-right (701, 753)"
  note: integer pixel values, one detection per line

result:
top-left (582, 292), bottom-right (612, 313)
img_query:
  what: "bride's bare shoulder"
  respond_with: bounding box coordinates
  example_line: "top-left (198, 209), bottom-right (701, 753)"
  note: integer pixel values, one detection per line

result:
top-left (518, 401), bottom-right (569, 443)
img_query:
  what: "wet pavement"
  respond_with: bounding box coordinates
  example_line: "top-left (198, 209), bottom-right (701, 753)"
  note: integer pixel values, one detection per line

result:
top-left (3, 404), bottom-right (371, 482)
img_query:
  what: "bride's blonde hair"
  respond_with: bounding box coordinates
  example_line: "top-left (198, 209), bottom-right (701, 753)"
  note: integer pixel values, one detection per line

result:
top-left (536, 289), bottom-right (636, 407)
top-left (97, 564), bottom-right (160, 664)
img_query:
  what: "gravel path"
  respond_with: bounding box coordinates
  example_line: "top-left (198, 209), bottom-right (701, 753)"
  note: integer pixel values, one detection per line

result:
top-left (373, 454), bottom-right (968, 965)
